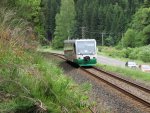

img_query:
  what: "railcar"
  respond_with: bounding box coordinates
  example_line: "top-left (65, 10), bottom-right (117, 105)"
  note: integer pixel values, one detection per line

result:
top-left (64, 39), bottom-right (97, 66)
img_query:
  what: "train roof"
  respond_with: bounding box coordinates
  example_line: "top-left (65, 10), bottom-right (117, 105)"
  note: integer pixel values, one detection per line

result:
top-left (64, 39), bottom-right (96, 43)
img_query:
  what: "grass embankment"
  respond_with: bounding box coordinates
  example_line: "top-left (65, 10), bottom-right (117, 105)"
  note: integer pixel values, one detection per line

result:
top-left (0, 9), bottom-right (91, 112)
top-left (97, 64), bottom-right (150, 85)
top-left (37, 46), bottom-right (63, 54)
top-left (39, 46), bottom-right (150, 85)
top-left (97, 46), bottom-right (150, 85)
top-left (98, 46), bottom-right (150, 64)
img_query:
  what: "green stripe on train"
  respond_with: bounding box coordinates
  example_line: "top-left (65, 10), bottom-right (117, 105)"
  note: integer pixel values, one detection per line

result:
top-left (73, 58), bottom-right (97, 66)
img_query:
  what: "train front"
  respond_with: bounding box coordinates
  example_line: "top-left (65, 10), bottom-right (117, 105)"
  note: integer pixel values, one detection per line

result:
top-left (74, 39), bottom-right (97, 66)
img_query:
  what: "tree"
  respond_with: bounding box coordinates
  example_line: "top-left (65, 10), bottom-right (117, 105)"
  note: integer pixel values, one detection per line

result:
top-left (90, 0), bottom-right (99, 39)
top-left (52, 0), bottom-right (76, 48)
top-left (143, 0), bottom-right (150, 8)
top-left (124, 7), bottom-right (150, 47)
top-left (40, 0), bottom-right (60, 42)
top-left (122, 29), bottom-right (136, 47)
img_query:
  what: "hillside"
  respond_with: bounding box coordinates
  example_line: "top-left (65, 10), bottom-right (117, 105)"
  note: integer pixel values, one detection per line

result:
top-left (0, 1), bottom-right (91, 112)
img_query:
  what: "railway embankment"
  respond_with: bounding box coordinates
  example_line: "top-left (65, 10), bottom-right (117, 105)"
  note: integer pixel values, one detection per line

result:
top-left (39, 48), bottom-right (150, 85)
top-left (1, 50), bottom-right (91, 112)
top-left (0, 13), bottom-right (90, 113)
top-left (44, 52), bottom-right (150, 113)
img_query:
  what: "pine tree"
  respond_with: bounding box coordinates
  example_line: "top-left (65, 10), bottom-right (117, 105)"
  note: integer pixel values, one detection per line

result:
top-left (40, 0), bottom-right (60, 42)
top-left (90, 1), bottom-right (99, 39)
top-left (53, 0), bottom-right (76, 48)
top-left (123, 7), bottom-right (150, 47)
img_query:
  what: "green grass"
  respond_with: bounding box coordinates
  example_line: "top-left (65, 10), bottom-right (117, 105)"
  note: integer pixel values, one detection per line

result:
top-left (0, 52), bottom-right (92, 113)
top-left (37, 46), bottom-right (63, 53)
top-left (97, 46), bottom-right (150, 65)
top-left (97, 64), bottom-right (150, 85)
top-left (0, 8), bottom-right (91, 113)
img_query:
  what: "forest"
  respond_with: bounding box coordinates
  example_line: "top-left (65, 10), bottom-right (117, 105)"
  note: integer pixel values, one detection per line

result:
top-left (41, 0), bottom-right (150, 48)
top-left (0, 0), bottom-right (150, 112)
top-left (1, 0), bottom-right (149, 48)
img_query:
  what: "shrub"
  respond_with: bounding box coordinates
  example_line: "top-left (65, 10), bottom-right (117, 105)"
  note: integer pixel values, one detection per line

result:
top-left (124, 47), bottom-right (132, 58)
top-left (123, 29), bottom-right (136, 47)
top-left (97, 46), bottom-right (103, 52)
top-left (128, 48), bottom-right (139, 59)
top-left (100, 45), bottom-right (150, 63)
top-left (138, 45), bottom-right (150, 62)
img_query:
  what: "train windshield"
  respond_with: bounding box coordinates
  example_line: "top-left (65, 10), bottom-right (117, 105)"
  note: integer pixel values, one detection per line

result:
top-left (76, 41), bottom-right (96, 55)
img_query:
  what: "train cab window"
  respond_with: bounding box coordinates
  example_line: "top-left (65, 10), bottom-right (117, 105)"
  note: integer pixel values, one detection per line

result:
top-left (76, 41), bottom-right (96, 55)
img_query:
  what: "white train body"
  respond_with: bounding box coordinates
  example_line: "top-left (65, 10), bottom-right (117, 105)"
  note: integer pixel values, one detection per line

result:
top-left (64, 39), bottom-right (97, 66)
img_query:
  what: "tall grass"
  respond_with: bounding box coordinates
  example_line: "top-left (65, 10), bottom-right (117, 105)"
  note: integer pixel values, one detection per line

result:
top-left (98, 46), bottom-right (150, 63)
top-left (97, 64), bottom-right (150, 85)
top-left (0, 8), bottom-right (91, 112)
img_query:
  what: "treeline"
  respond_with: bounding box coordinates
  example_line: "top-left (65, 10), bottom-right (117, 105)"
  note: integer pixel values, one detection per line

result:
top-left (74, 0), bottom-right (144, 45)
top-left (3, 0), bottom-right (148, 48)
top-left (122, 1), bottom-right (150, 48)
top-left (40, 0), bottom-right (150, 48)
top-left (40, 0), bottom-right (61, 42)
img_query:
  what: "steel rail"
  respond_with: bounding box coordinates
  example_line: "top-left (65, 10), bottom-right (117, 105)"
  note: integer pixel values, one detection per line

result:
top-left (81, 67), bottom-right (150, 107)
top-left (50, 53), bottom-right (66, 60)
top-left (50, 53), bottom-right (150, 107)
top-left (93, 66), bottom-right (150, 93)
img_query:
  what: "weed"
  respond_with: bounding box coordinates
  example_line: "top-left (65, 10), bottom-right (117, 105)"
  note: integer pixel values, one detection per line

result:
top-left (97, 64), bottom-right (150, 85)
top-left (0, 8), bottom-right (91, 112)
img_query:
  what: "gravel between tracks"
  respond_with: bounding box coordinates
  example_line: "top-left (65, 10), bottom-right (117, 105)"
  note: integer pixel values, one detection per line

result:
top-left (86, 68), bottom-right (150, 104)
top-left (43, 53), bottom-right (150, 113)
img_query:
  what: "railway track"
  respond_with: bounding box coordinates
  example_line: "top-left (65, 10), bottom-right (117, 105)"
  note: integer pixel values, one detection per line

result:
top-left (82, 67), bottom-right (150, 107)
top-left (51, 53), bottom-right (150, 108)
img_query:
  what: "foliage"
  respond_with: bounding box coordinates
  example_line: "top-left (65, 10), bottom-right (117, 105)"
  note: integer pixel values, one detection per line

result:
top-left (74, 0), bottom-right (143, 45)
top-left (122, 29), bottom-right (137, 47)
top-left (0, 55), bottom-right (91, 112)
top-left (138, 46), bottom-right (150, 62)
top-left (40, 0), bottom-right (60, 42)
top-left (122, 7), bottom-right (150, 47)
top-left (99, 45), bottom-right (150, 62)
top-left (0, 0), bottom-right (41, 23)
top-left (0, 0), bottom-right (45, 44)
top-left (98, 46), bottom-right (126, 58)
top-left (97, 64), bottom-right (150, 85)
top-left (52, 0), bottom-right (76, 48)
top-left (0, 8), bottom-right (91, 112)
top-left (40, 0), bottom-right (144, 46)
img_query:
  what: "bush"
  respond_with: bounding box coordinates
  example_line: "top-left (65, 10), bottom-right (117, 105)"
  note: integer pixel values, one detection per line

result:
top-left (99, 45), bottom-right (150, 63)
top-left (128, 48), bottom-right (139, 59)
top-left (138, 45), bottom-right (150, 62)
top-left (124, 48), bottom-right (132, 58)
top-left (100, 46), bottom-right (126, 58)
top-left (97, 46), bottom-right (103, 52)
top-left (123, 29), bottom-right (136, 47)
